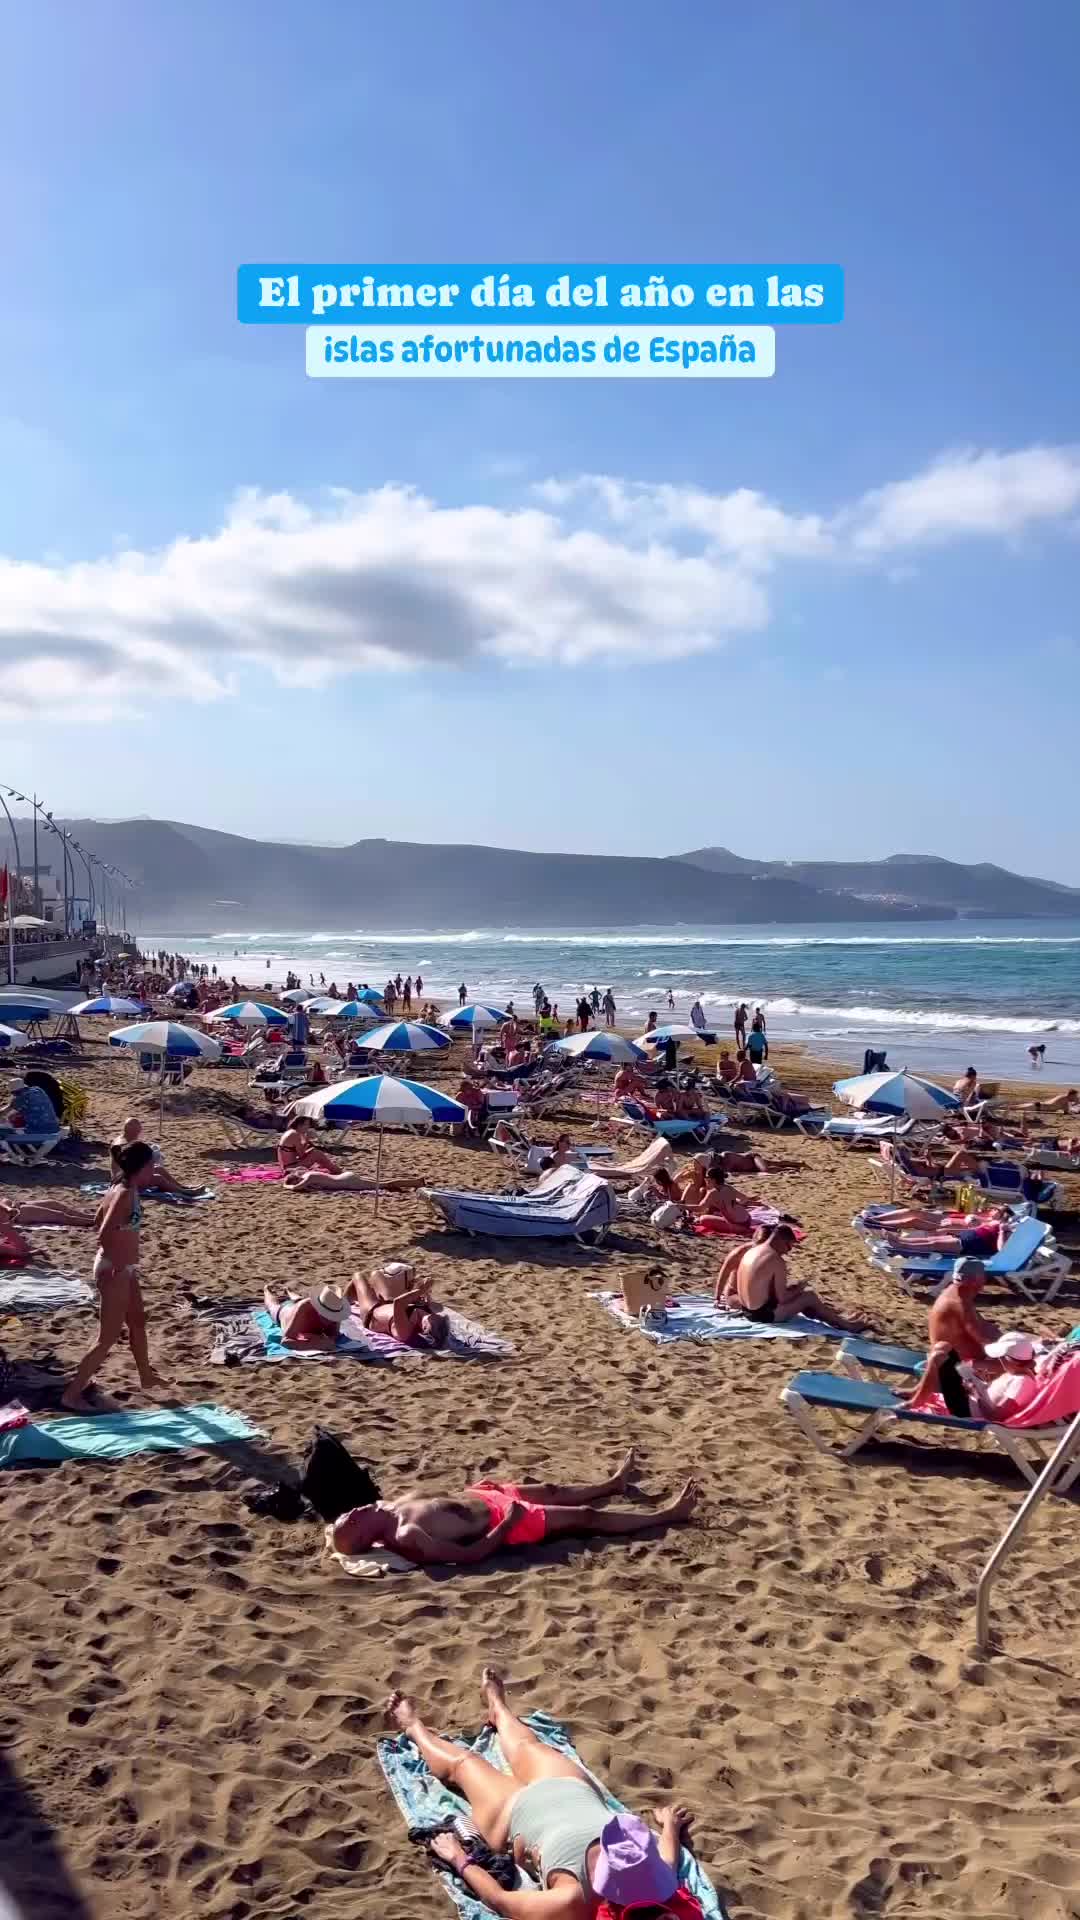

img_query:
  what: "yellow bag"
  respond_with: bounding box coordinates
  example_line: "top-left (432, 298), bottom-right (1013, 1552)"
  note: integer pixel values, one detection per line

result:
top-left (57, 1077), bottom-right (89, 1131)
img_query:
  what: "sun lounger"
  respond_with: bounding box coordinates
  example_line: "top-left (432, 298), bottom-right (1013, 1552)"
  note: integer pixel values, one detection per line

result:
top-left (867, 1213), bottom-right (1070, 1304)
top-left (809, 1114), bottom-right (919, 1146)
top-left (0, 1129), bottom-right (67, 1167)
top-left (780, 1368), bottom-right (1079, 1487)
top-left (837, 1336), bottom-right (924, 1380)
top-left (595, 1136), bottom-right (676, 1183)
top-left (615, 1099), bottom-right (728, 1146)
top-left (965, 1161), bottom-right (1060, 1208)
top-left (421, 1165), bottom-right (616, 1244)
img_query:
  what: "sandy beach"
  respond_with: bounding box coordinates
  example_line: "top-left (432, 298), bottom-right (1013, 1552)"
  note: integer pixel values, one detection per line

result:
top-left (4, 1030), bottom-right (1080, 1920)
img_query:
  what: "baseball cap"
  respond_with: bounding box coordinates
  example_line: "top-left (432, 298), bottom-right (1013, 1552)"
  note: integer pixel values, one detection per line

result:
top-left (984, 1331), bottom-right (1036, 1362)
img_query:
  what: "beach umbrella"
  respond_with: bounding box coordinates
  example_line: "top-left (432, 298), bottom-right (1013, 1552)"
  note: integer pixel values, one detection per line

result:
top-left (0, 993), bottom-right (68, 1032)
top-left (280, 988), bottom-right (318, 1005)
top-left (304, 996), bottom-right (350, 1016)
top-left (353, 988), bottom-right (386, 1008)
top-left (832, 1069), bottom-right (959, 1120)
top-left (205, 1001), bottom-right (291, 1028)
top-left (0, 1023), bottom-right (29, 1051)
top-left (636, 1023), bottom-right (718, 1048)
top-left (109, 1020), bottom-right (223, 1131)
top-left (834, 1068), bottom-right (959, 1197)
top-left (69, 995), bottom-right (147, 1017)
top-left (331, 1000), bottom-right (384, 1022)
top-left (291, 1074), bottom-right (466, 1215)
top-left (553, 1030), bottom-right (648, 1063)
top-left (165, 981), bottom-right (199, 999)
top-left (351, 1020), bottom-right (450, 1056)
top-left (441, 1003), bottom-right (507, 1034)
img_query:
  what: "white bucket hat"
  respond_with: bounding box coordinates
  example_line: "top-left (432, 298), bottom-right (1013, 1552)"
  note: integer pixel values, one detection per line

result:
top-left (311, 1285), bottom-right (348, 1325)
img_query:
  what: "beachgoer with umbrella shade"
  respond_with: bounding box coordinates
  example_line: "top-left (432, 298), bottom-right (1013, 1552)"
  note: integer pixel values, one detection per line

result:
top-left (833, 1067), bottom-right (960, 1196)
top-left (109, 1020), bottom-right (223, 1132)
top-left (291, 1074), bottom-right (465, 1215)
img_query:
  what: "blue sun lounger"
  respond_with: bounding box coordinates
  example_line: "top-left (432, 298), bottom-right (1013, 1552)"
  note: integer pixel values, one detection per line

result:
top-left (867, 1213), bottom-right (1070, 1305)
top-left (617, 1099), bottom-right (729, 1146)
top-left (780, 1368), bottom-right (1077, 1487)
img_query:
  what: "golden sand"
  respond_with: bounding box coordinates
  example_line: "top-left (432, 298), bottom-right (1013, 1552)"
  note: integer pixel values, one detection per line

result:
top-left (2, 1035), bottom-right (1080, 1919)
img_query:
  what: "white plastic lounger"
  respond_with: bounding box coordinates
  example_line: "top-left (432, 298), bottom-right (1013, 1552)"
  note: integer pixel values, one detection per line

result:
top-left (0, 1128), bottom-right (67, 1167)
top-left (421, 1166), bottom-right (616, 1244)
top-left (867, 1214), bottom-right (1071, 1305)
top-left (781, 1369), bottom-right (1080, 1488)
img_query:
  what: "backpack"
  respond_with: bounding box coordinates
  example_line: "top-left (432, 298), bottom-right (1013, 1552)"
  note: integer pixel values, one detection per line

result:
top-left (298, 1426), bottom-right (382, 1521)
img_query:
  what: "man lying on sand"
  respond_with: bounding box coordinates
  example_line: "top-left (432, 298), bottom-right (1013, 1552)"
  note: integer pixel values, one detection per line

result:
top-left (343, 1261), bottom-right (450, 1347)
top-left (716, 1224), bottom-right (869, 1331)
top-left (333, 1450), bottom-right (697, 1565)
top-left (386, 1666), bottom-right (700, 1919)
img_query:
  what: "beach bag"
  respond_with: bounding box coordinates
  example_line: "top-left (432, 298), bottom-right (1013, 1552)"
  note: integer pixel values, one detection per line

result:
top-left (299, 1427), bottom-right (382, 1522)
top-left (650, 1201), bottom-right (684, 1230)
top-left (621, 1268), bottom-right (668, 1318)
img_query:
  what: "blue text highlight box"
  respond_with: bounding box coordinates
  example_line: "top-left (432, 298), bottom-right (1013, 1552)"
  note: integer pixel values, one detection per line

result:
top-left (239, 264), bottom-right (842, 325)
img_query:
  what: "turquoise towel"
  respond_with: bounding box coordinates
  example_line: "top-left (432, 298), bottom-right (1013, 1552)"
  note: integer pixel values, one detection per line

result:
top-left (378, 1710), bottom-right (728, 1919)
top-left (0, 1402), bottom-right (264, 1467)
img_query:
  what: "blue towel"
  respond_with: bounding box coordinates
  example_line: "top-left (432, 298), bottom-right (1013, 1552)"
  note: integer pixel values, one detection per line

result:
top-left (592, 1290), bottom-right (844, 1344)
top-left (378, 1710), bottom-right (727, 1920)
top-left (80, 1183), bottom-right (214, 1204)
top-left (252, 1307), bottom-right (389, 1362)
top-left (0, 1402), bottom-right (264, 1467)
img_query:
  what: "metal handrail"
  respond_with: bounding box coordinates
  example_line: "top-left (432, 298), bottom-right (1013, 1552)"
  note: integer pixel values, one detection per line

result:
top-left (974, 1409), bottom-right (1080, 1653)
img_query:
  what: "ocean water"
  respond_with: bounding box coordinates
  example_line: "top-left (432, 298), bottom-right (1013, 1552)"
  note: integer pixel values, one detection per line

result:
top-left (134, 918), bottom-right (1080, 1086)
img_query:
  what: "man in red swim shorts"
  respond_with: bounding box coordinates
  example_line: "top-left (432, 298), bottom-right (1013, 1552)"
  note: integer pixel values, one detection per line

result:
top-left (331, 1450), bottom-right (697, 1566)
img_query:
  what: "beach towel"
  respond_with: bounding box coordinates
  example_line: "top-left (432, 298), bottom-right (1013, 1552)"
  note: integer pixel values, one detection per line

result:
top-left (215, 1160), bottom-right (283, 1185)
top-left (80, 1182), bottom-right (214, 1204)
top-left (0, 1402), bottom-right (264, 1468)
top-left (912, 1353), bottom-right (1080, 1428)
top-left (207, 1305), bottom-right (511, 1365)
top-left (378, 1711), bottom-right (727, 1920)
top-left (592, 1290), bottom-right (845, 1344)
top-left (375, 1310), bottom-right (515, 1362)
top-left (693, 1207), bottom-right (805, 1242)
top-left (0, 1270), bottom-right (94, 1315)
top-left (325, 1524), bottom-right (417, 1578)
top-left (0, 1401), bottom-right (30, 1433)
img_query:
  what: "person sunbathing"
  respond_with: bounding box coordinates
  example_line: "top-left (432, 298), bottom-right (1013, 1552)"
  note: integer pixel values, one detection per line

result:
top-left (343, 1261), bottom-right (450, 1347)
top-left (716, 1224), bottom-right (868, 1331)
top-left (905, 1330), bottom-right (1038, 1419)
top-left (333, 1450), bottom-right (696, 1565)
top-left (1023, 1088), bottom-right (1079, 1115)
top-left (714, 1050), bottom-right (737, 1085)
top-left (386, 1666), bottom-right (701, 1919)
top-left (263, 1282), bottom-right (349, 1349)
top-left (675, 1085), bottom-right (708, 1119)
top-left (926, 1257), bottom-right (1000, 1365)
top-left (689, 1170), bottom-right (752, 1233)
top-left (626, 1167), bottom-right (685, 1223)
top-left (652, 1081), bottom-right (678, 1118)
top-left (112, 1118), bottom-right (201, 1197)
top-left (0, 1196), bottom-right (95, 1231)
top-left (536, 1133), bottom-right (582, 1173)
top-left (711, 1147), bottom-right (805, 1176)
top-left (282, 1165), bottom-right (422, 1192)
top-left (613, 1064), bottom-right (650, 1101)
top-left (871, 1205), bottom-right (1011, 1258)
top-left (277, 1114), bottom-right (339, 1175)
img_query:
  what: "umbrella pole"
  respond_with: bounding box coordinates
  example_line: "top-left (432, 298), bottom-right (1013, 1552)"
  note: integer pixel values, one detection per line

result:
top-left (159, 1061), bottom-right (165, 1137)
top-left (373, 1128), bottom-right (384, 1219)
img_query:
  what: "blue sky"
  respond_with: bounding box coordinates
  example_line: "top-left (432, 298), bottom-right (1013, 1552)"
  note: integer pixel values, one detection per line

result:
top-left (2, 0), bottom-right (1079, 879)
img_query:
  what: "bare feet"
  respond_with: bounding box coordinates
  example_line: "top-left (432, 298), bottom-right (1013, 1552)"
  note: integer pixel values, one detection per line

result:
top-left (670, 1478), bottom-right (699, 1522)
top-left (139, 1371), bottom-right (169, 1393)
top-left (60, 1389), bottom-right (94, 1412)
top-left (614, 1448), bottom-right (638, 1492)
top-left (481, 1666), bottom-right (508, 1719)
top-left (385, 1690), bottom-right (419, 1733)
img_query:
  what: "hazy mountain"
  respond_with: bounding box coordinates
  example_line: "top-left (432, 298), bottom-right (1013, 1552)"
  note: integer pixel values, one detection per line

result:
top-left (676, 848), bottom-right (1080, 917)
top-left (1, 817), bottom-right (952, 929)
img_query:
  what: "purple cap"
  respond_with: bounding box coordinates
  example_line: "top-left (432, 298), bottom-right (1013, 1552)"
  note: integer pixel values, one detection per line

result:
top-left (590, 1811), bottom-right (679, 1907)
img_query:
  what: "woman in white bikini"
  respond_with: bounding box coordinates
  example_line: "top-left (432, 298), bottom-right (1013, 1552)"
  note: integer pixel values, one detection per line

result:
top-left (62, 1141), bottom-right (168, 1409)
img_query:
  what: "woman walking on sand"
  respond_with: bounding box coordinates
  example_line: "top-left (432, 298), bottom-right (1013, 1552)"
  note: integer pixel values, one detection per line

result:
top-left (63, 1141), bottom-right (168, 1409)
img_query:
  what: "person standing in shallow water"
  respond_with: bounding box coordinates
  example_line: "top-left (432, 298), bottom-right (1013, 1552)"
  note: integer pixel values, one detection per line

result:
top-left (63, 1142), bottom-right (168, 1409)
top-left (458, 982), bottom-right (468, 1006)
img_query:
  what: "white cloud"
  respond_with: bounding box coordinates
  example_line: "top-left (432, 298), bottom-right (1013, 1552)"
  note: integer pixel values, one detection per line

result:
top-left (1, 443), bottom-right (1077, 722)
top-left (847, 446), bottom-right (1080, 552)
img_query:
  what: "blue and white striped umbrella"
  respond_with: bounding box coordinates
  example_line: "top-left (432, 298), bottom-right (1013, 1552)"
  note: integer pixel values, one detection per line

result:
top-left (165, 981), bottom-right (199, 998)
top-left (331, 1000), bottom-right (383, 1022)
top-left (553, 1030), bottom-right (648, 1064)
top-left (0, 1023), bottom-right (29, 1051)
top-left (833, 1069), bottom-right (959, 1119)
top-left (291, 1075), bottom-right (465, 1127)
top-left (351, 1019), bottom-right (450, 1054)
top-left (353, 988), bottom-right (386, 1008)
top-left (636, 1023), bottom-right (718, 1048)
top-left (109, 1021), bottom-right (223, 1059)
top-left (441, 1003), bottom-right (508, 1032)
top-left (69, 995), bottom-right (147, 1017)
top-left (304, 996), bottom-right (349, 1016)
top-left (205, 1000), bottom-right (290, 1028)
top-left (0, 994), bottom-right (67, 1023)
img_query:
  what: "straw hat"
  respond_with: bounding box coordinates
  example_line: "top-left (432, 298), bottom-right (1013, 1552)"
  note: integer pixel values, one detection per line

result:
top-left (311, 1285), bottom-right (348, 1324)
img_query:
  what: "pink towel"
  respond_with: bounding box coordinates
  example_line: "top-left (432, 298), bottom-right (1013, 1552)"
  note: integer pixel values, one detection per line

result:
top-left (215, 1166), bottom-right (284, 1185)
top-left (0, 1401), bottom-right (30, 1432)
top-left (914, 1356), bottom-right (1080, 1428)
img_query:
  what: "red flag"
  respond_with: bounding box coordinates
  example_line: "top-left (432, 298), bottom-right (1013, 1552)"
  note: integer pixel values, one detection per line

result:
top-left (0, 867), bottom-right (8, 909)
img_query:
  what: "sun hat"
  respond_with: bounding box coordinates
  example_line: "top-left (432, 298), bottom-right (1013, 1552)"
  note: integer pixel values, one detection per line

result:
top-left (985, 1331), bottom-right (1036, 1362)
top-left (591, 1811), bottom-right (678, 1907)
top-left (952, 1256), bottom-right (985, 1285)
top-left (311, 1285), bottom-right (348, 1324)
top-left (374, 1260), bottom-right (415, 1288)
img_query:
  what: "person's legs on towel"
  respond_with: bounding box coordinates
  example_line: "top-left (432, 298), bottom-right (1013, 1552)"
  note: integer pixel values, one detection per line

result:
top-left (385, 1692), bottom-right (519, 1847)
top-left (479, 1667), bottom-right (595, 1792)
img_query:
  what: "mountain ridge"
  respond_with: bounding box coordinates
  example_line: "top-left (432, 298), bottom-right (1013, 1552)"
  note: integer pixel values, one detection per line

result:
top-left (2, 817), bottom-right (1075, 927)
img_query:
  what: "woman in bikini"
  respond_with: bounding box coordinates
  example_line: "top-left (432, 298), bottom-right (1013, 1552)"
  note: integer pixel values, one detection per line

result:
top-left (344, 1262), bottom-right (450, 1348)
top-left (62, 1141), bottom-right (169, 1409)
top-left (276, 1113), bottom-right (340, 1175)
